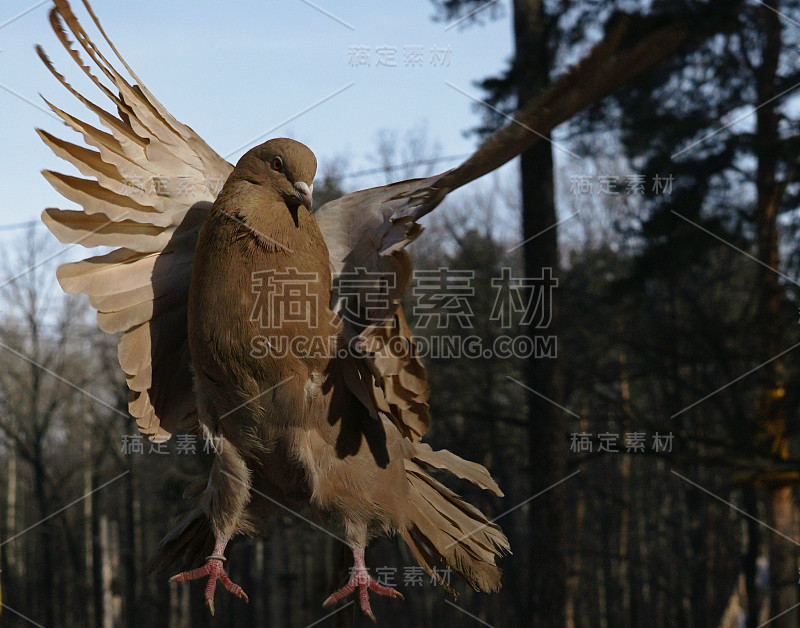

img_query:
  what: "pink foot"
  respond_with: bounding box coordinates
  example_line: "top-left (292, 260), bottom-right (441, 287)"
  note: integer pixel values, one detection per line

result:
top-left (323, 547), bottom-right (404, 621)
top-left (169, 541), bottom-right (248, 616)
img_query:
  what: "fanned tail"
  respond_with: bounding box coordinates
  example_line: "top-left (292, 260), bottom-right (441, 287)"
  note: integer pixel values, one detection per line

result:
top-left (399, 445), bottom-right (510, 597)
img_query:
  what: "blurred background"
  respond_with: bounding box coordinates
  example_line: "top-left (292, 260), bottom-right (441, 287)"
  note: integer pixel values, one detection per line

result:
top-left (3, 0), bottom-right (800, 626)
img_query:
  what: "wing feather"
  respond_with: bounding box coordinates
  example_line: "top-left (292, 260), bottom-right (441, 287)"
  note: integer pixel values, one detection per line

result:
top-left (315, 13), bottom-right (685, 441)
top-left (39, 1), bottom-right (231, 440)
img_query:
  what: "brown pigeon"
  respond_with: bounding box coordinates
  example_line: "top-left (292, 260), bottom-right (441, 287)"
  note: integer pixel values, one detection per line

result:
top-left (38, 1), bottom-right (512, 618)
top-left (37, 0), bottom-right (670, 619)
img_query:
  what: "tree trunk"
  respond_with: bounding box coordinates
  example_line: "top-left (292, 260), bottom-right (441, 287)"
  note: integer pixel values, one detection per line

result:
top-left (754, 2), bottom-right (798, 625)
top-left (0, 503), bottom-right (3, 623)
top-left (84, 439), bottom-right (96, 628)
top-left (5, 447), bottom-right (17, 579)
top-left (742, 485), bottom-right (763, 628)
top-left (100, 515), bottom-right (112, 628)
top-left (33, 445), bottom-right (55, 626)
top-left (270, 521), bottom-right (283, 627)
top-left (619, 355), bottom-right (632, 628)
top-left (92, 468), bottom-right (105, 628)
top-left (513, 0), bottom-right (566, 625)
top-left (3, 445), bottom-right (19, 614)
top-left (123, 458), bottom-right (139, 627)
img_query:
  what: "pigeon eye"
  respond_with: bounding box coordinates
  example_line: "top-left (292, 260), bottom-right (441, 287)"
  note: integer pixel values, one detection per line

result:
top-left (271, 156), bottom-right (284, 172)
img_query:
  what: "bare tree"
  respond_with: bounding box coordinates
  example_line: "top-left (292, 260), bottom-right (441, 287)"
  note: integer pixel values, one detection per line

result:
top-left (0, 227), bottom-right (121, 626)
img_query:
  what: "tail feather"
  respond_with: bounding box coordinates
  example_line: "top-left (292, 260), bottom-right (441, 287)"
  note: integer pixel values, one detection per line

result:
top-left (400, 450), bottom-right (511, 597)
top-left (146, 507), bottom-right (214, 573)
top-left (411, 442), bottom-right (503, 496)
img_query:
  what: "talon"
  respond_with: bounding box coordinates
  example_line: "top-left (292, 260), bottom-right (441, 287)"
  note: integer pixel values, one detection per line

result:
top-left (323, 547), bottom-right (403, 620)
top-left (170, 551), bottom-right (247, 615)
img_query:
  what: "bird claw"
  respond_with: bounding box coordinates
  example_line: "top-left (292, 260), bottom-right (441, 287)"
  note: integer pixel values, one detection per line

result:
top-left (323, 569), bottom-right (404, 621)
top-left (169, 557), bottom-right (248, 615)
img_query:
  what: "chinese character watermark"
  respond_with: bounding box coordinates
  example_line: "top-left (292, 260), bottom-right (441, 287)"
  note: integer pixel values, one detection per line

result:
top-left (347, 45), bottom-right (452, 68)
top-left (251, 268), bottom-right (320, 330)
top-left (569, 431), bottom-right (674, 453)
top-left (568, 174), bottom-right (674, 196)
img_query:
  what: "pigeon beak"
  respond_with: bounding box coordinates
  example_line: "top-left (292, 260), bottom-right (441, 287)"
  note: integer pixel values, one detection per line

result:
top-left (294, 182), bottom-right (313, 211)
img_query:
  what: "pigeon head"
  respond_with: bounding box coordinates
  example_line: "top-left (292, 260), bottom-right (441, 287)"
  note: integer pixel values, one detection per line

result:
top-left (234, 138), bottom-right (317, 211)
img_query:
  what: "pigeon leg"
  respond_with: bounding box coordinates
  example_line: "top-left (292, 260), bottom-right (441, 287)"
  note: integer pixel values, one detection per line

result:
top-left (323, 546), bottom-right (404, 621)
top-left (169, 538), bottom-right (248, 615)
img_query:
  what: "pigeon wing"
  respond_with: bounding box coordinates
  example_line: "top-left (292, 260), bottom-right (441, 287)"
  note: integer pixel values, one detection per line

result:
top-left (39, 0), bottom-right (233, 441)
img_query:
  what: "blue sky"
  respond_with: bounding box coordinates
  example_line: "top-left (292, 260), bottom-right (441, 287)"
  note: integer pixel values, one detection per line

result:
top-left (0, 0), bottom-right (516, 234)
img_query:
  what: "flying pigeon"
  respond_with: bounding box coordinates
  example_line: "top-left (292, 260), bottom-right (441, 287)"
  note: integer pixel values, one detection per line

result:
top-left (36, 0), bottom-right (670, 619)
top-left (37, 1), bottom-right (512, 618)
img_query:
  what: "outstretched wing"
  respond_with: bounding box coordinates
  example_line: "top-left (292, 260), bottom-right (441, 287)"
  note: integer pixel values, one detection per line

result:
top-left (39, 0), bottom-right (232, 441)
top-left (314, 182), bottom-right (432, 441)
top-left (314, 11), bottom-right (690, 441)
